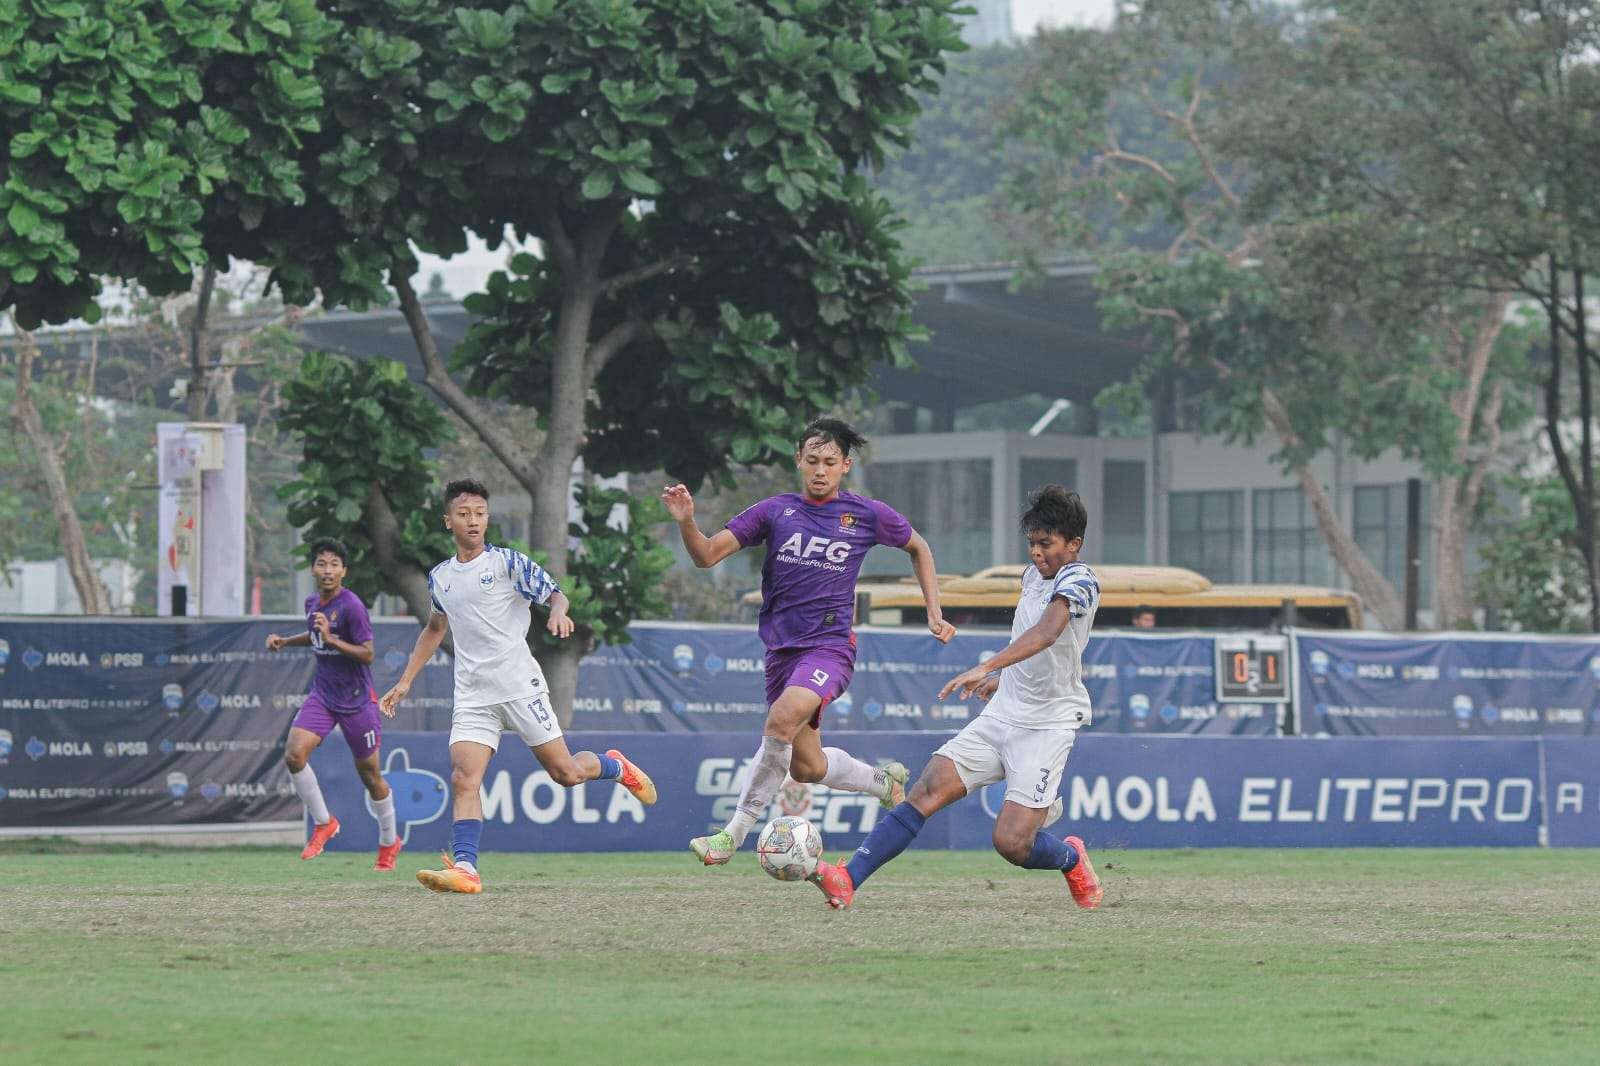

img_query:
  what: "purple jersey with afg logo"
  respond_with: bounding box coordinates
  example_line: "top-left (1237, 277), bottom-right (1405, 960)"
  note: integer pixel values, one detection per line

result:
top-left (726, 491), bottom-right (912, 652)
top-left (304, 587), bottom-right (376, 710)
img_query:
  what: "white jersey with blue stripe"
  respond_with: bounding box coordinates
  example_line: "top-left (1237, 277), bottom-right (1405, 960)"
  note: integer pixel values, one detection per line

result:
top-left (428, 543), bottom-right (559, 709)
top-left (984, 561), bottom-right (1100, 730)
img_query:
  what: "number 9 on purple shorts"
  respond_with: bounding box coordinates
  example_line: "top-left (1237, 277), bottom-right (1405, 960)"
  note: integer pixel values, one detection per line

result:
top-left (764, 645), bottom-right (856, 727)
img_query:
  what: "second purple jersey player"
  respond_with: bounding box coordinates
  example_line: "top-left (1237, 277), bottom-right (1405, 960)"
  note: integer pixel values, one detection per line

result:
top-left (662, 417), bottom-right (956, 866)
top-left (265, 537), bottom-right (401, 871)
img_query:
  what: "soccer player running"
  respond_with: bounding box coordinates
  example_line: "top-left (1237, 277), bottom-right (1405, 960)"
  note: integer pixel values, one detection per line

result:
top-left (379, 478), bottom-right (658, 894)
top-left (265, 537), bottom-right (401, 870)
top-left (813, 486), bottom-right (1105, 910)
top-left (661, 418), bottom-right (957, 866)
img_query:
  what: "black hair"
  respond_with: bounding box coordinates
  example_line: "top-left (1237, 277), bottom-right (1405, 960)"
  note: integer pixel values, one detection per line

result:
top-left (1021, 485), bottom-right (1088, 542)
top-left (1134, 604), bottom-right (1155, 617)
top-left (443, 478), bottom-right (490, 509)
top-left (797, 417), bottom-right (867, 458)
top-left (308, 537), bottom-right (349, 566)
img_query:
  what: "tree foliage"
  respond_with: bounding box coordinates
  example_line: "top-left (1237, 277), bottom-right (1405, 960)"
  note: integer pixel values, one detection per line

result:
top-left (0, 0), bottom-right (330, 327)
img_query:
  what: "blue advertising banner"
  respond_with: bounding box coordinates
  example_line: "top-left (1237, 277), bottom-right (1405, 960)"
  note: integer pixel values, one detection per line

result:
top-left (1543, 738), bottom-right (1600, 847)
top-left (1293, 630), bottom-right (1600, 737)
top-left (312, 731), bottom-right (1545, 855)
top-left (574, 624), bottom-right (1273, 736)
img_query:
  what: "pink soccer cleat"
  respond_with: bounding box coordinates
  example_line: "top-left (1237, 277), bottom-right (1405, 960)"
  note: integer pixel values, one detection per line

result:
top-left (811, 859), bottom-right (855, 910)
top-left (1063, 835), bottom-right (1103, 909)
top-left (300, 815), bottom-right (340, 860)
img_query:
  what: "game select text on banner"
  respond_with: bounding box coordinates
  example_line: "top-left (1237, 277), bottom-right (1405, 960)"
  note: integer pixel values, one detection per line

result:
top-left (1293, 630), bottom-right (1600, 736)
top-left (309, 732), bottom-right (1556, 853)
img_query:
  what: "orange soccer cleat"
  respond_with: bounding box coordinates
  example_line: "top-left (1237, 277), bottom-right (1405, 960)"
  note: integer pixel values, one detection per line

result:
top-left (300, 815), bottom-right (341, 860)
top-left (1063, 835), bottom-right (1103, 909)
top-left (606, 748), bottom-right (658, 806)
top-left (416, 851), bottom-right (482, 894)
top-left (811, 858), bottom-right (855, 911)
top-left (374, 838), bottom-right (403, 871)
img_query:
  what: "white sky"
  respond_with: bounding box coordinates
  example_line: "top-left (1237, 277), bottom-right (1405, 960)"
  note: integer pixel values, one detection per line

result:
top-left (410, 1), bottom-right (1117, 299)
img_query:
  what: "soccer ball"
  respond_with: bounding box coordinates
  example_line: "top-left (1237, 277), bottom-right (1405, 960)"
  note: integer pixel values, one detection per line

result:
top-left (756, 815), bottom-right (824, 882)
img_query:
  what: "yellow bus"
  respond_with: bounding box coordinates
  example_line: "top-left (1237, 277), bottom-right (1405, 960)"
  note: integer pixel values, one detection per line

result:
top-left (742, 565), bottom-right (1362, 630)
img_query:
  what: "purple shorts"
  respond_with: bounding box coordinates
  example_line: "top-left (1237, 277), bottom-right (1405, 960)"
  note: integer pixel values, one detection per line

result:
top-left (291, 693), bottom-right (382, 760)
top-left (765, 644), bottom-right (855, 728)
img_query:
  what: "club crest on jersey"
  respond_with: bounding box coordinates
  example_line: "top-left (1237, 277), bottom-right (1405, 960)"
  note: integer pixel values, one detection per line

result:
top-left (837, 513), bottom-right (859, 534)
top-left (479, 570), bottom-right (495, 589)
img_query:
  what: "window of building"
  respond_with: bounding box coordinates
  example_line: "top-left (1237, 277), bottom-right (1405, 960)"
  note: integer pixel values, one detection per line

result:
top-left (1019, 458), bottom-right (1077, 511)
top-left (1168, 490), bottom-right (1244, 582)
top-left (860, 458), bottom-right (993, 576)
top-left (1354, 483), bottom-right (1432, 605)
top-left (1101, 459), bottom-right (1147, 563)
top-left (1251, 488), bottom-right (1334, 585)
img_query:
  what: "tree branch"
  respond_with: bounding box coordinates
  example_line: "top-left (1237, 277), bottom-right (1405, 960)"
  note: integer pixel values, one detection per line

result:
top-left (187, 264), bottom-right (217, 421)
top-left (586, 318), bottom-right (651, 385)
top-left (392, 269), bottom-right (539, 487)
top-left (600, 255), bottom-right (695, 299)
top-left (537, 203), bottom-right (577, 276)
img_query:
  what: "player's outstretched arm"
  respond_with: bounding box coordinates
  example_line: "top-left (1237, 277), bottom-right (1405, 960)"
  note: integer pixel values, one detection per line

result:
top-left (938, 598), bottom-right (1072, 701)
top-left (545, 590), bottom-right (575, 639)
top-left (265, 632), bottom-right (312, 651)
top-left (661, 483), bottom-right (741, 568)
top-left (902, 531), bottom-right (956, 644)
top-left (379, 611), bottom-right (448, 717)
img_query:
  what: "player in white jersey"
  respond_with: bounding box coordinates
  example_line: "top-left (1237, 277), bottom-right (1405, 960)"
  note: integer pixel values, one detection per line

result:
top-left (812, 485), bottom-right (1105, 910)
top-left (380, 478), bottom-right (658, 894)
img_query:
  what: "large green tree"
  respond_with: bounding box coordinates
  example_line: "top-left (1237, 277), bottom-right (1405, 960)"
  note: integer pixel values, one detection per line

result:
top-left (1218, 0), bottom-right (1600, 627)
top-left (257, 0), bottom-right (964, 709)
top-left (1001, 1), bottom-right (1535, 629)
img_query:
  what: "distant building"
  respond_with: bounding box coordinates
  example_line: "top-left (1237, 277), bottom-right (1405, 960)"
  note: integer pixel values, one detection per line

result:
top-left (958, 0), bottom-right (1014, 46)
top-left (0, 559), bottom-right (140, 615)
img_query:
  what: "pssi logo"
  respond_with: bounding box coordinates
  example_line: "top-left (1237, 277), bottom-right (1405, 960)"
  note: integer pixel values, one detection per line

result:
top-left (775, 533), bottom-right (852, 563)
top-left (100, 652), bottom-right (144, 668)
top-left (370, 747), bottom-right (448, 843)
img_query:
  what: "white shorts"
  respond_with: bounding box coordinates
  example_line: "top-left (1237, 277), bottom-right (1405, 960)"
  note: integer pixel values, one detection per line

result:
top-left (934, 714), bottom-right (1078, 809)
top-left (449, 694), bottom-right (563, 752)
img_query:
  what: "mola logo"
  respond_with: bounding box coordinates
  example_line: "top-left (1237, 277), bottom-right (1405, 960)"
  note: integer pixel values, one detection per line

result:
top-left (159, 739), bottom-right (175, 754)
top-left (0, 729), bottom-right (11, 758)
top-left (370, 747), bottom-right (448, 844)
top-left (162, 683), bottom-right (184, 711)
top-left (704, 654), bottom-right (725, 674)
top-left (200, 782), bottom-right (223, 801)
top-left (384, 648), bottom-right (407, 672)
top-left (196, 691), bottom-right (220, 713)
top-left (862, 699), bottom-right (883, 721)
top-left (1159, 702), bottom-right (1180, 723)
top-left (672, 644), bottom-right (695, 672)
top-left (167, 771), bottom-right (189, 799)
top-left (1480, 704), bottom-right (1500, 724)
top-left (23, 647), bottom-right (44, 670)
top-left (25, 736), bottom-right (46, 761)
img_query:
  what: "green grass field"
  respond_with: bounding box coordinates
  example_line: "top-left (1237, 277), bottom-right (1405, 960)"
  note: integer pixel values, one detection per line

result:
top-left (1, 841), bottom-right (1595, 1065)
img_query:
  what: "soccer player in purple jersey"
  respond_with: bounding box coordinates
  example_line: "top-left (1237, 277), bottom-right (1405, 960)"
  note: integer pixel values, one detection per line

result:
top-left (662, 418), bottom-right (957, 866)
top-left (265, 538), bottom-right (401, 870)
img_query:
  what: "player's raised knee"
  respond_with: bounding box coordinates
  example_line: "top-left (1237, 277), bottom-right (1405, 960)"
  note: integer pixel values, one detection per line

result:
top-left (284, 750), bottom-right (309, 774)
top-left (992, 825), bottom-right (1035, 866)
top-left (547, 761), bottom-right (586, 787)
top-left (450, 764), bottom-right (481, 796)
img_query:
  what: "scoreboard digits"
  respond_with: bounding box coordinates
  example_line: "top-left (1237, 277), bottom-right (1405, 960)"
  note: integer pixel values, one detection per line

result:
top-left (1214, 635), bottom-right (1289, 702)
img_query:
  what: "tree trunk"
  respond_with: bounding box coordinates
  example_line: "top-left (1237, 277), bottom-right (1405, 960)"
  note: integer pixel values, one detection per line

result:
top-left (186, 265), bottom-right (217, 421)
top-left (1261, 385), bottom-right (1404, 630)
top-left (12, 332), bottom-right (113, 614)
top-left (1573, 266), bottom-right (1600, 630)
top-left (1432, 292), bottom-right (1512, 629)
